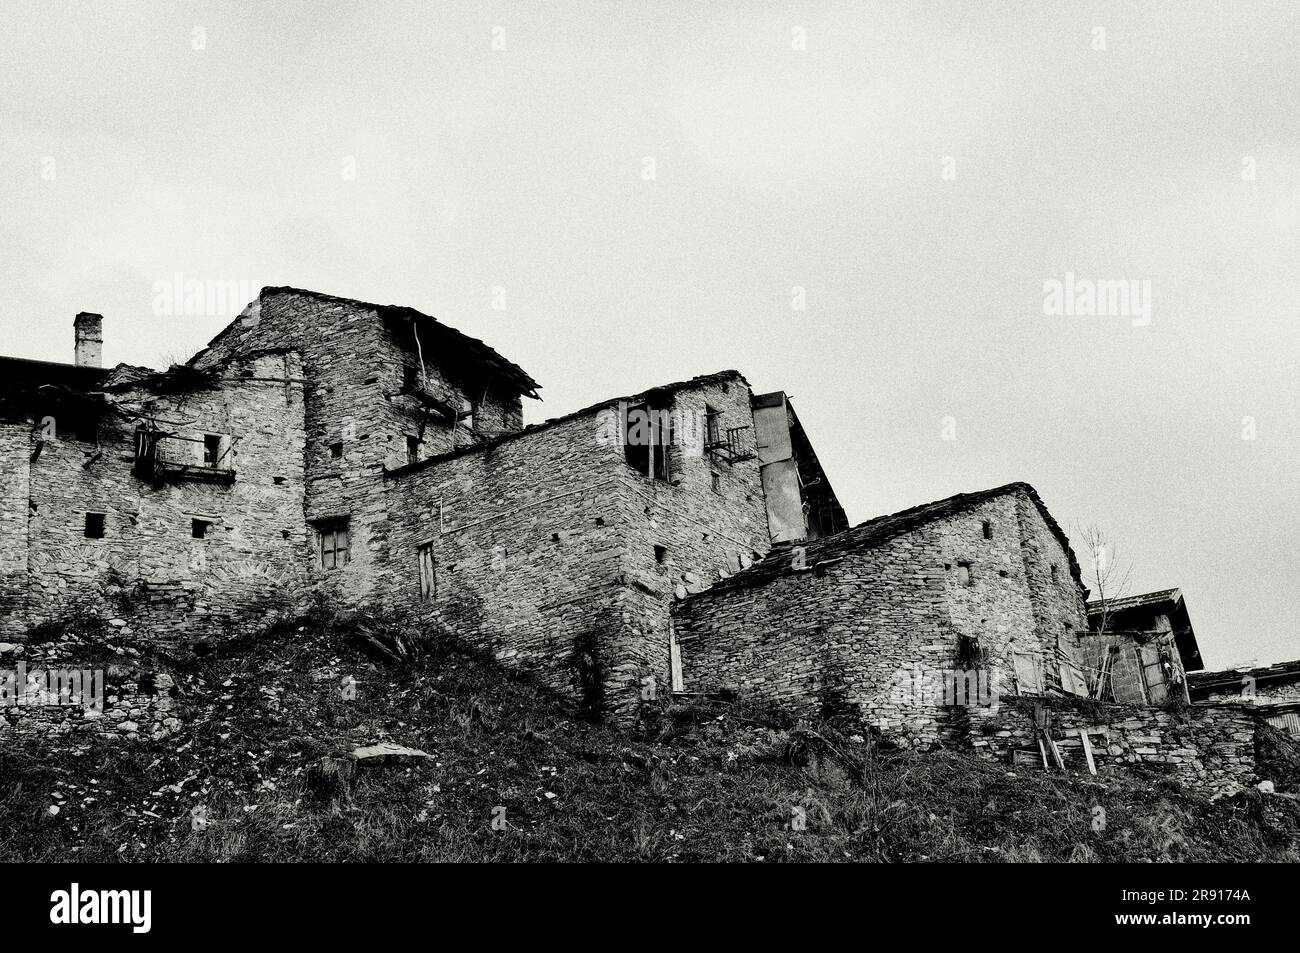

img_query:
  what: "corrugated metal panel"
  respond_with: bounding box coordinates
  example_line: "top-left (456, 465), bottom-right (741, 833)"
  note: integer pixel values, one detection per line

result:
top-left (751, 393), bottom-right (792, 465)
top-left (1265, 711), bottom-right (1300, 736)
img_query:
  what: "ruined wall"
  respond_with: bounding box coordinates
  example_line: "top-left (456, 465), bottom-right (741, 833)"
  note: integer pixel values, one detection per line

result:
top-left (377, 378), bottom-right (770, 719)
top-left (0, 633), bottom-right (191, 742)
top-left (11, 352), bottom-right (309, 643)
top-left (676, 490), bottom-right (1089, 747)
top-left (0, 661), bottom-right (182, 742)
top-left (967, 697), bottom-right (1259, 797)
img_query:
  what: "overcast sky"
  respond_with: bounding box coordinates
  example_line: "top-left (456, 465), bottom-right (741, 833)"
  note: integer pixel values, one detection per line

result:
top-left (2, 1), bottom-right (1297, 668)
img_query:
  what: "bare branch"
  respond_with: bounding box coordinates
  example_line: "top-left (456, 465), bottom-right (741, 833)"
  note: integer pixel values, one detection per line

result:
top-left (1073, 521), bottom-right (1135, 635)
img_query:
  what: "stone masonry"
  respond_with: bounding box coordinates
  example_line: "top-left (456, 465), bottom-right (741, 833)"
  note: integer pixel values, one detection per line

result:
top-left (1, 289), bottom-right (832, 723)
top-left (377, 371), bottom-right (772, 716)
top-left (1, 345), bottom-right (308, 643)
top-left (0, 286), bottom-right (1281, 794)
top-left (966, 697), bottom-right (1259, 798)
top-left (674, 484), bottom-right (1092, 747)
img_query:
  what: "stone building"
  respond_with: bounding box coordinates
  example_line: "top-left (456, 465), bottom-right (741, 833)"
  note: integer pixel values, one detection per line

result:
top-left (0, 288), bottom-right (843, 718)
top-left (0, 313), bottom-right (308, 641)
top-left (3, 285), bottom-right (1295, 790)
top-left (376, 370), bottom-right (787, 716)
top-left (673, 483), bottom-right (1093, 746)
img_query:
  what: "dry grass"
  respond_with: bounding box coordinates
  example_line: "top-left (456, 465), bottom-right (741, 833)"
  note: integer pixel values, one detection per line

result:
top-left (3, 606), bottom-right (1298, 863)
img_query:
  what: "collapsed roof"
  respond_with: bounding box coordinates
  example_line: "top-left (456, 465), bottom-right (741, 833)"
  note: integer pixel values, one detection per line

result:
top-left (1187, 659), bottom-right (1300, 699)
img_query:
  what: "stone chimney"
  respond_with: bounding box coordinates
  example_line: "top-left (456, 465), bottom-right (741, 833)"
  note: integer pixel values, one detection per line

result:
top-left (74, 312), bottom-right (103, 368)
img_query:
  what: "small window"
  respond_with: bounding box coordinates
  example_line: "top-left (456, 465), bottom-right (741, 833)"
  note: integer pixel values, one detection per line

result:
top-left (711, 471), bottom-right (722, 494)
top-left (406, 435), bottom-right (421, 466)
top-left (1050, 564), bottom-right (1059, 583)
top-left (956, 562), bottom-right (973, 587)
top-left (58, 411), bottom-right (98, 444)
top-left (317, 518), bottom-right (350, 569)
top-left (656, 412), bottom-right (673, 481)
top-left (192, 518), bottom-right (212, 539)
top-left (624, 404), bottom-right (648, 473)
top-left (84, 512), bottom-right (106, 539)
top-left (417, 542), bottom-right (436, 600)
top-left (403, 365), bottom-right (420, 392)
top-left (624, 403), bottom-right (674, 482)
top-left (329, 442), bottom-right (343, 460)
top-left (202, 434), bottom-right (223, 467)
top-left (981, 520), bottom-right (992, 539)
top-left (654, 544), bottom-right (668, 564)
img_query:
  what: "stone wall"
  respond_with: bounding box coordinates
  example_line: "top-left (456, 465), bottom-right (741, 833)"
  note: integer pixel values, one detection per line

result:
top-left (1013, 492), bottom-right (1090, 683)
top-left (0, 646), bottom-right (183, 743)
top-left (604, 377), bottom-right (771, 709)
top-left (376, 375), bottom-right (771, 719)
top-left (675, 487), bottom-right (1091, 747)
top-left (0, 423), bottom-right (32, 633)
top-left (2, 352), bottom-right (310, 645)
top-left (193, 289), bottom-right (530, 609)
top-left (379, 410), bottom-right (627, 713)
top-left (966, 696), bottom-right (1259, 797)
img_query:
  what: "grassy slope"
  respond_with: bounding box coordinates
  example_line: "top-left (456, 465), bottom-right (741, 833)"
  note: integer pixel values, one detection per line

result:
top-left (3, 607), bottom-right (1298, 863)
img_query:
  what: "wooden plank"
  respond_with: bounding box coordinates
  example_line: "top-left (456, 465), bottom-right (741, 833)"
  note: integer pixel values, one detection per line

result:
top-left (1077, 728), bottom-right (1097, 775)
top-left (1046, 735), bottom-right (1067, 771)
top-left (1015, 654), bottom-right (1044, 695)
top-left (1036, 735), bottom-right (1050, 770)
top-left (1092, 650), bottom-right (1112, 700)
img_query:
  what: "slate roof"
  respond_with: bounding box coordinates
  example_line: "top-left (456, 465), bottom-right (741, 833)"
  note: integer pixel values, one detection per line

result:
top-left (260, 286), bottom-right (541, 397)
top-left (1087, 588), bottom-right (1181, 617)
top-left (681, 481), bottom-right (1083, 600)
top-left (1188, 659), bottom-right (1300, 693)
top-left (386, 369), bottom-right (748, 477)
top-left (100, 363), bottom-right (160, 389)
